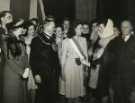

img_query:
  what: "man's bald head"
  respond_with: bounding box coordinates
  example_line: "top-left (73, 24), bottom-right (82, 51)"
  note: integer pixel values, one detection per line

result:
top-left (121, 20), bottom-right (133, 36)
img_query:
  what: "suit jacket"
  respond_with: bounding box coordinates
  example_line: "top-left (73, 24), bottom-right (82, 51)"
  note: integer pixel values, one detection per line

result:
top-left (117, 35), bottom-right (135, 86)
top-left (102, 36), bottom-right (124, 79)
top-left (105, 35), bottom-right (135, 87)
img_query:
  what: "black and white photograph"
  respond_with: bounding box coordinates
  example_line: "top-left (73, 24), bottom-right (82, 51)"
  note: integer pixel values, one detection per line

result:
top-left (0, 0), bottom-right (135, 103)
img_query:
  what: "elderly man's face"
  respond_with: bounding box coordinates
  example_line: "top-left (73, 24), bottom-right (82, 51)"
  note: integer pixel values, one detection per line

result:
top-left (44, 21), bottom-right (55, 37)
top-left (121, 21), bottom-right (133, 36)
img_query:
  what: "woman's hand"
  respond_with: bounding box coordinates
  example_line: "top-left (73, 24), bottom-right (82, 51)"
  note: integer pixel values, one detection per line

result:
top-left (22, 68), bottom-right (30, 79)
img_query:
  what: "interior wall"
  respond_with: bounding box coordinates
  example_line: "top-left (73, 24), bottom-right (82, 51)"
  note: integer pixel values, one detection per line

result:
top-left (10, 0), bottom-right (30, 19)
top-left (97, 0), bottom-right (135, 25)
top-left (0, 0), bottom-right (10, 11)
top-left (75, 0), bottom-right (97, 22)
top-left (29, 0), bottom-right (37, 19)
top-left (127, 0), bottom-right (135, 24)
top-left (2, 0), bottom-right (135, 24)
top-left (43, 0), bottom-right (75, 22)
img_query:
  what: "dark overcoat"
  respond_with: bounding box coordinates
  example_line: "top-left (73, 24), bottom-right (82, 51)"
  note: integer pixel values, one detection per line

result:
top-left (30, 32), bottom-right (60, 103)
top-left (103, 35), bottom-right (135, 103)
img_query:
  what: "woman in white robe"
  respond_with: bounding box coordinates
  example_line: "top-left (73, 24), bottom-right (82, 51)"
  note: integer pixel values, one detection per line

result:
top-left (59, 21), bottom-right (88, 103)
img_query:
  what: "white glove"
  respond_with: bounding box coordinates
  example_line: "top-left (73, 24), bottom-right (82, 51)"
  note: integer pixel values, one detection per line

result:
top-left (22, 68), bottom-right (30, 79)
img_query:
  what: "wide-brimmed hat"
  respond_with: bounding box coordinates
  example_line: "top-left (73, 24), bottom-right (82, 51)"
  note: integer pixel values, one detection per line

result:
top-left (7, 19), bottom-right (25, 30)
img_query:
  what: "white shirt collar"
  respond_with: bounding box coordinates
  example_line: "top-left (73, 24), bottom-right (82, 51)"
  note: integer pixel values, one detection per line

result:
top-left (124, 35), bottom-right (131, 42)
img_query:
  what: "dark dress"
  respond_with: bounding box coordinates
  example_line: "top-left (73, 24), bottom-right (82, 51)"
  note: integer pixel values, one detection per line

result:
top-left (2, 36), bottom-right (29, 103)
top-left (30, 32), bottom-right (60, 103)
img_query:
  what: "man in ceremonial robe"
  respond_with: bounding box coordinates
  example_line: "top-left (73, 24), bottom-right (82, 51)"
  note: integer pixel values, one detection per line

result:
top-left (30, 18), bottom-right (60, 103)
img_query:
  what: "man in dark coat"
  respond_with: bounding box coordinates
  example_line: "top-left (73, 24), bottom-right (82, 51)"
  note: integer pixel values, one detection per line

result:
top-left (105, 20), bottom-right (135, 103)
top-left (30, 18), bottom-right (60, 103)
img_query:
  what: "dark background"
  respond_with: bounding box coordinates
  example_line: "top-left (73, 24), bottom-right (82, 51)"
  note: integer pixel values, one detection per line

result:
top-left (42, 0), bottom-right (75, 21)
top-left (97, 0), bottom-right (135, 24)
top-left (42, 0), bottom-right (135, 23)
top-left (10, 0), bottom-right (135, 23)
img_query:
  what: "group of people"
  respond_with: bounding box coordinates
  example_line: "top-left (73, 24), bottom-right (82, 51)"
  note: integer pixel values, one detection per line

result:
top-left (0, 10), bottom-right (135, 103)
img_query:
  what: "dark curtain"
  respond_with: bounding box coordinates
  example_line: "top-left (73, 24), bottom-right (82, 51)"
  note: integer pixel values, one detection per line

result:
top-left (43, 0), bottom-right (75, 22)
top-left (75, 0), bottom-right (97, 22)
top-left (97, 0), bottom-right (135, 24)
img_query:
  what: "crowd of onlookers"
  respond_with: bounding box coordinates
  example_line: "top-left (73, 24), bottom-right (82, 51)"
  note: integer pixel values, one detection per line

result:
top-left (0, 10), bottom-right (135, 103)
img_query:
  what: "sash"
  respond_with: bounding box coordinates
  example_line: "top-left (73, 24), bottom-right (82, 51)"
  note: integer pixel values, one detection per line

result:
top-left (69, 38), bottom-right (90, 67)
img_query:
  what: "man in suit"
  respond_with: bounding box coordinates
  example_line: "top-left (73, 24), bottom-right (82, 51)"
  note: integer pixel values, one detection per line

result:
top-left (30, 17), bottom-right (60, 103)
